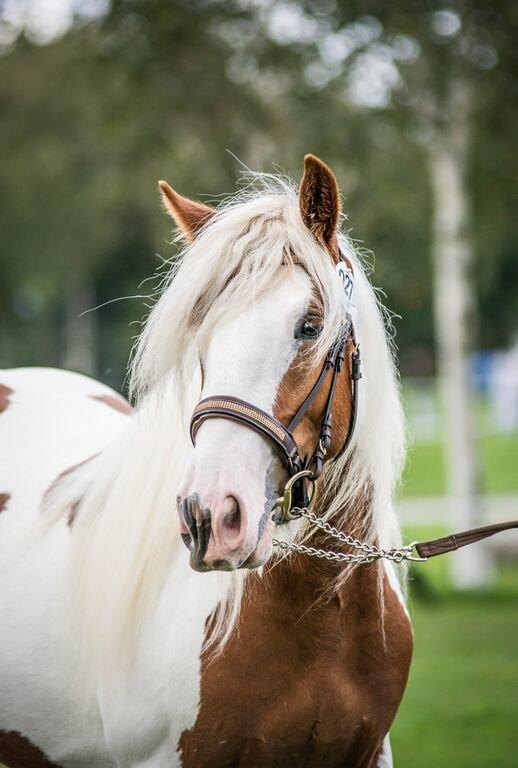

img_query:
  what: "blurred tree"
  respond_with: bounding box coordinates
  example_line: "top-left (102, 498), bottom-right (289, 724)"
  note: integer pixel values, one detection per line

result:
top-left (0, 0), bottom-right (283, 380)
top-left (0, 0), bottom-right (516, 400)
top-left (360, 0), bottom-right (518, 587)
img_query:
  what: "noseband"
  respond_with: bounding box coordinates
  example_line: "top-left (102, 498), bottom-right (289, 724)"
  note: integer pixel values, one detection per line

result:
top-left (190, 254), bottom-right (362, 520)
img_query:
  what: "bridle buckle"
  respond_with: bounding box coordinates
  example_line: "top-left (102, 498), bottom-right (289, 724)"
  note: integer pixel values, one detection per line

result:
top-left (273, 469), bottom-right (316, 524)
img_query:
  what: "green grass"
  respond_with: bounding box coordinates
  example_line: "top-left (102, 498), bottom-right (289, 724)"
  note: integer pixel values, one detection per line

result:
top-left (391, 528), bottom-right (518, 768)
top-left (401, 440), bottom-right (446, 497)
top-left (400, 382), bottom-right (518, 497)
top-left (395, 387), bottom-right (518, 763)
top-left (400, 432), bottom-right (518, 497)
top-left (481, 433), bottom-right (518, 494)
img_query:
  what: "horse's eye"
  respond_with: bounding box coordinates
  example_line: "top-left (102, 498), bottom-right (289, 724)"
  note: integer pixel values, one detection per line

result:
top-left (297, 318), bottom-right (323, 340)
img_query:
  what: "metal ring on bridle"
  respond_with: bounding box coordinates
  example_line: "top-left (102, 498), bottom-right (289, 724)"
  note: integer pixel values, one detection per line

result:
top-left (273, 469), bottom-right (316, 524)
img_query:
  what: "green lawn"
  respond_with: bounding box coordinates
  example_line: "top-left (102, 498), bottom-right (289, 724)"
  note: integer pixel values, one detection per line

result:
top-left (395, 388), bottom-right (518, 763)
top-left (400, 382), bottom-right (518, 498)
top-left (392, 545), bottom-right (518, 767)
top-left (400, 432), bottom-right (518, 497)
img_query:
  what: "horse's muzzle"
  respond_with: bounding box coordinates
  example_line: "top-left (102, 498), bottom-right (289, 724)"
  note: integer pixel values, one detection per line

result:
top-left (179, 493), bottom-right (256, 571)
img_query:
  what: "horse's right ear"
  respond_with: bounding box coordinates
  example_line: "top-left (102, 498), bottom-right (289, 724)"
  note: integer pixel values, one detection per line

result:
top-left (158, 181), bottom-right (215, 242)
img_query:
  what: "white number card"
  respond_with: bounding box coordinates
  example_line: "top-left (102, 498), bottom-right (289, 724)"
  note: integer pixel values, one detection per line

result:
top-left (335, 261), bottom-right (355, 316)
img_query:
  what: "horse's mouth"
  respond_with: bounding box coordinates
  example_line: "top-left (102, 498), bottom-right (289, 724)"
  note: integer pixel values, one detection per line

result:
top-left (184, 516), bottom-right (275, 572)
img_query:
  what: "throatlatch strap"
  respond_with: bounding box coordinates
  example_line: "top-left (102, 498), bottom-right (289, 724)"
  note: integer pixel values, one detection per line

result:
top-left (414, 520), bottom-right (518, 559)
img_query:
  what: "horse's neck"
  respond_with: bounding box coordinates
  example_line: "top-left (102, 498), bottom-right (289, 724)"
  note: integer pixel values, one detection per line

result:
top-left (310, 478), bottom-right (373, 553)
top-left (274, 487), bottom-right (380, 607)
top-left (214, 489), bottom-right (386, 681)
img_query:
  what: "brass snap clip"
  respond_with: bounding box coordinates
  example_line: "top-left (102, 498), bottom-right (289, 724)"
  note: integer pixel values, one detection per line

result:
top-left (405, 541), bottom-right (428, 562)
top-left (273, 469), bottom-right (316, 524)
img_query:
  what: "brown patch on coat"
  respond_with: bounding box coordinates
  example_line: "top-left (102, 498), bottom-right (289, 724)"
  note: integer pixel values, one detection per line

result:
top-left (89, 393), bottom-right (133, 415)
top-left (274, 335), bottom-right (355, 465)
top-left (0, 730), bottom-right (61, 768)
top-left (275, 164), bottom-right (355, 461)
top-left (0, 492), bottom-right (11, 513)
top-left (0, 383), bottom-right (14, 413)
top-left (158, 180), bottom-right (216, 241)
top-left (42, 455), bottom-right (97, 527)
top-left (179, 541), bottom-right (413, 767)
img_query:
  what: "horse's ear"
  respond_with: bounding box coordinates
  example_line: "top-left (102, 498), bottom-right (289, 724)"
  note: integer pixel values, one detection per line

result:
top-left (158, 180), bottom-right (215, 241)
top-left (299, 154), bottom-right (341, 249)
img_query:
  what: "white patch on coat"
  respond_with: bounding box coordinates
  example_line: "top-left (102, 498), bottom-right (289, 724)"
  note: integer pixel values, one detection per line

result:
top-left (0, 367), bottom-right (128, 765)
top-left (377, 734), bottom-right (394, 767)
top-left (178, 268), bottom-right (312, 563)
top-left (384, 560), bottom-right (410, 620)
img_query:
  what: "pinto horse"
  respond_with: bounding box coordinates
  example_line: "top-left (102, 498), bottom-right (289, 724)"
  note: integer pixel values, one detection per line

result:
top-left (0, 156), bottom-right (412, 767)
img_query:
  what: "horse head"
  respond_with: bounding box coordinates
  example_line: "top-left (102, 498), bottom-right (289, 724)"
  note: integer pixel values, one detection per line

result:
top-left (159, 156), bottom-right (357, 571)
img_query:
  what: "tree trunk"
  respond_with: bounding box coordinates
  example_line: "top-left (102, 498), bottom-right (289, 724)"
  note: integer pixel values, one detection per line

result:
top-left (427, 79), bottom-right (493, 588)
top-left (60, 277), bottom-right (97, 378)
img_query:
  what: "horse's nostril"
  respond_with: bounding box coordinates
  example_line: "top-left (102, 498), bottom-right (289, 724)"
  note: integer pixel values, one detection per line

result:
top-left (179, 494), bottom-right (247, 569)
top-left (180, 494), bottom-right (212, 558)
top-left (218, 496), bottom-right (243, 546)
top-left (222, 497), bottom-right (240, 532)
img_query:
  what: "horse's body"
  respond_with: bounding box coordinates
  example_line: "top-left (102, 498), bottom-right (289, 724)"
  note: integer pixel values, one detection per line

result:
top-left (0, 369), bottom-right (410, 767)
top-left (0, 157), bottom-right (413, 766)
top-left (0, 369), bottom-right (129, 766)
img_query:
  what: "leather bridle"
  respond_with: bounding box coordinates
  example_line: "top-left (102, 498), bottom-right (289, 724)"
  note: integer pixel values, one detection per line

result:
top-left (187, 251), bottom-right (518, 563)
top-left (190, 252), bottom-right (361, 519)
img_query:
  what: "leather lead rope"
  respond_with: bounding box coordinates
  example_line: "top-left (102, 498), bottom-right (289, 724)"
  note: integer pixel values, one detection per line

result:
top-left (414, 520), bottom-right (518, 559)
top-left (272, 506), bottom-right (518, 564)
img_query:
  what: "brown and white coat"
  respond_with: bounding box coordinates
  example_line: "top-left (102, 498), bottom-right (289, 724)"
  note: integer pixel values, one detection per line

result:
top-left (0, 157), bottom-right (412, 767)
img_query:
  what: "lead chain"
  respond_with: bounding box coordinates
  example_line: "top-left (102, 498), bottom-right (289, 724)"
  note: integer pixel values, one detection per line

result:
top-left (272, 507), bottom-right (417, 564)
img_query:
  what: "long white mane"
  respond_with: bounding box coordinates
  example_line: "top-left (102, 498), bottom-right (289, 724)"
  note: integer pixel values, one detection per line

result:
top-left (43, 173), bottom-right (406, 676)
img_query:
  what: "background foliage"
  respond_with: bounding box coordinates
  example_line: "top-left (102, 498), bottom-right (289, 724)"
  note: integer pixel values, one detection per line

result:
top-left (1, 0), bottom-right (517, 388)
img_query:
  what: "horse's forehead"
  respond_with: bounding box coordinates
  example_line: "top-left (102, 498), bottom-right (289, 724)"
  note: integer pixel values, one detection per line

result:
top-left (215, 267), bottom-right (312, 339)
top-left (199, 268), bottom-right (312, 408)
top-left (204, 268), bottom-right (312, 367)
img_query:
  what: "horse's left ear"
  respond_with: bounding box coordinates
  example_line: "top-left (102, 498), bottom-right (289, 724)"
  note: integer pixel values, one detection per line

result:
top-left (158, 180), bottom-right (215, 241)
top-left (299, 154), bottom-right (341, 253)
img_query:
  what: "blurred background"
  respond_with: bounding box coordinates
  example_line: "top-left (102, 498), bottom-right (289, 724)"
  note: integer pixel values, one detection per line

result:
top-left (0, 1), bottom-right (517, 764)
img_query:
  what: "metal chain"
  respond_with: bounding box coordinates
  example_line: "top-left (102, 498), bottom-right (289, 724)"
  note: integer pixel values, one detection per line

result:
top-left (272, 507), bottom-right (424, 564)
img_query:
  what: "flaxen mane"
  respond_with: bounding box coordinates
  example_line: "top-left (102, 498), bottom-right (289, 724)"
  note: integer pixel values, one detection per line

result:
top-left (40, 173), bottom-right (405, 677)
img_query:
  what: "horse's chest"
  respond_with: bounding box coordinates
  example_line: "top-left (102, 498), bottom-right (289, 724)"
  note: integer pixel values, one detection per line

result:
top-left (179, 565), bottom-right (411, 768)
top-left (180, 652), bottom-right (378, 768)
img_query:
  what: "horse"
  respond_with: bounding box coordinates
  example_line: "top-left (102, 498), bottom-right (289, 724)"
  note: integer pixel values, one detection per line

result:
top-left (0, 155), bottom-right (413, 767)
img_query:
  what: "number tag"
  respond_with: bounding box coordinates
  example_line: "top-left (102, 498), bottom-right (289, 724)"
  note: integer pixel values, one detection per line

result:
top-left (335, 261), bottom-right (355, 315)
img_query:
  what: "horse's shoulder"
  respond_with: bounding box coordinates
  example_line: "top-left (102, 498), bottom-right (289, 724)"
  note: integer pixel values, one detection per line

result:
top-left (0, 367), bottom-right (131, 531)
